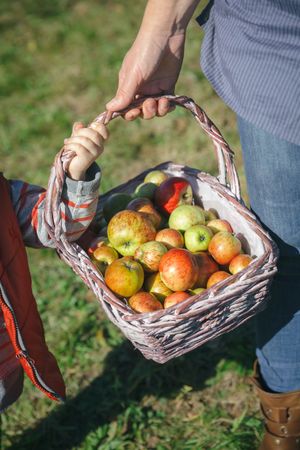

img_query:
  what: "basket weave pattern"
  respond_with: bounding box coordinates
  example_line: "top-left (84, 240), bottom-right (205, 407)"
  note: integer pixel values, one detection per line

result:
top-left (44, 96), bottom-right (278, 364)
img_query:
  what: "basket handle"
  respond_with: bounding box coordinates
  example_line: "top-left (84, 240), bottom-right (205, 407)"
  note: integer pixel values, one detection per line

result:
top-left (90, 94), bottom-right (241, 200)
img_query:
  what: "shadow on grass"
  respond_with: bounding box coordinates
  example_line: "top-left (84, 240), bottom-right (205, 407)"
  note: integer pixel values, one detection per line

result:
top-left (8, 322), bottom-right (255, 450)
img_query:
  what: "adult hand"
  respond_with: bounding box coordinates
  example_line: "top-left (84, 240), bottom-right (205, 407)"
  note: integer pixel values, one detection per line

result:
top-left (106, 31), bottom-right (185, 121)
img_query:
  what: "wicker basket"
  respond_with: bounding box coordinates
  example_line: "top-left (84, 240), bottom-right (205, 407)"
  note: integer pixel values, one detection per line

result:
top-left (44, 95), bottom-right (278, 364)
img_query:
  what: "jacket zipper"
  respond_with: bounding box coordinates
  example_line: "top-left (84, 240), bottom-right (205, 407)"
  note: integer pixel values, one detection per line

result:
top-left (0, 286), bottom-right (62, 401)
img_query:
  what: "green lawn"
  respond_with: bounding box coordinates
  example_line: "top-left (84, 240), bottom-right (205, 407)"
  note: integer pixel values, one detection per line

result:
top-left (1, 1), bottom-right (262, 449)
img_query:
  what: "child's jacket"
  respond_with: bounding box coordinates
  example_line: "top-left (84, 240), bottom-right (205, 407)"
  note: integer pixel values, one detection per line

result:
top-left (0, 166), bottom-right (100, 410)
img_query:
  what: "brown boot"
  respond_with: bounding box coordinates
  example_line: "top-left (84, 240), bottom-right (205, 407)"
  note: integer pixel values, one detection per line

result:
top-left (250, 360), bottom-right (300, 450)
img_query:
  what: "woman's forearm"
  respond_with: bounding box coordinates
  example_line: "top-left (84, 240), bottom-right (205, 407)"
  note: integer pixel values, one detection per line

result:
top-left (139, 0), bottom-right (201, 36)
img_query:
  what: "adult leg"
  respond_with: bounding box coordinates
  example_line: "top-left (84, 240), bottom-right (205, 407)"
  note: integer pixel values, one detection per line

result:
top-left (238, 116), bottom-right (300, 449)
top-left (237, 116), bottom-right (300, 393)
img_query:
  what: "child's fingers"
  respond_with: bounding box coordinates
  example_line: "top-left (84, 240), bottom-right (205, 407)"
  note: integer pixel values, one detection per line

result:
top-left (64, 136), bottom-right (102, 157)
top-left (72, 127), bottom-right (104, 147)
top-left (64, 143), bottom-right (103, 162)
top-left (71, 122), bottom-right (85, 137)
top-left (89, 122), bottom-right (109, 140)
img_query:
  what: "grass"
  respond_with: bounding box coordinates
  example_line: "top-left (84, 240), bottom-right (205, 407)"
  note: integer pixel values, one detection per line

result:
top-left (1, 1), bottom-right (261, 449)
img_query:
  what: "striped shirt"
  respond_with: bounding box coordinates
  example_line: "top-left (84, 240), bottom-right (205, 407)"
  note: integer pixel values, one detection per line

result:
top-left (199, 0), bottom-right (300, 145)
top-left (0, 164), bottom-right (100, 378)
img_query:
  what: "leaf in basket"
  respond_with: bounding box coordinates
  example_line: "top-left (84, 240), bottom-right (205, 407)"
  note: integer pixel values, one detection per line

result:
top-left (103, 192), bottom-right (133, 222)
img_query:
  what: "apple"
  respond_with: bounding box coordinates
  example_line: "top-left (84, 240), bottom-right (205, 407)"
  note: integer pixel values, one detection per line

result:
top-left (188, 287), bottom-right (206, 295)
top-left (102, 192), bottom-right (132, 222)
top-left (128, 291), bottom-right (163, 313)
top-left (107, 210), bottom-right (156, 256)
top-left (127, 197), bottom-right (162, 229)
top-left (105, 256), bottom-right (144, 297)
top-left (184, 224), bottom-right (213, 252)
top-left (87, 236), bottom-right (111, 256)
top-left (155, 228), bottom-right (184, 249)
top-left (154, 176), bottom-right (193, 215)
top-left (207, 219), bottom-right (233, 234)
top-left (144, 272), bottom-right (173, 302)
top-left (92, 245), bottom-right (119, 274)
top-left (208, 231), bottom-right (242, 265)
top-left (229, 254), bottom-right (253, 274)
top-left (204, 208), bottom-right (219, 222)
top-left (134, 182), bottom-right (157, 199)
top-left (207, 270), bottom-right (231, 288)
top-left (134, 241), bottom-right (168, 272)
top-left (169, 205), bottom-right (205, 232)
top-left (194, 252), bottom-right (219, 288)
top-left (159, 248), bottom-right (199, 291)
top-left (164, 291), bottom-right (190, 309)
top-left (144, 170), bottom-right (169, 186)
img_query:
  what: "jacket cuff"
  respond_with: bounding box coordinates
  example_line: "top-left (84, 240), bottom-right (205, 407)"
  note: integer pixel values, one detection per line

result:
top-left (63, 163), bottom-right (101, 197)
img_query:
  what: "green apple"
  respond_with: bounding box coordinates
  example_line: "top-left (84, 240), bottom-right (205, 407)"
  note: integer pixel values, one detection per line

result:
top-left (144, 170), bottom-right (169, 186)
top-left (103, 193), bottom-right (132, 222)
top-left (168, 205), bottom-right (205, 232)
top-left (134, 182), bottom-right (157, 199)
top-left (184, 224), bottom-right (213, 252)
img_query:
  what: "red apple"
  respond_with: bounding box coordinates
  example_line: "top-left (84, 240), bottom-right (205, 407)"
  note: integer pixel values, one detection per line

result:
top-left (155, 228), bottom-right (184, 249)
top-left (168, 205), bottom-right (205, 232)
top-left (159, 248), bottom-right (199, 291)
top-left (164, 291), bottom-right (190, 309)
top-left (102, 192), bottom-right (132, 222)
top-left (229, 254), bottom-right (253, 274)
top-left (144, 170), bottom-right (169, 186)
top-left (127, 197), bottom-right (162, 229)
top-left (134, 241), bottom-right (168, 272)
top-left (105, 256), bottom-right (144, 298)
top-left (107, 210), bottom-right (156, 256)
top-left (193, 252), bottom-right (219, 288)
top-left (207, 219), bottom-right (233, 234)
top-left (208, 231), bottom-right (242, 265)
top-left (129, 291), bottom-right (163, 313)
top-left (184, 224), bottom-right (213, 252)
top-left (92, 245), bottom-right (119, 274)
top-left (144, 272), bottom-right (173, 302)
top-left (207, 270), bottom-right (231, 288)
top-left (154, 176), bottom-right (193, 215)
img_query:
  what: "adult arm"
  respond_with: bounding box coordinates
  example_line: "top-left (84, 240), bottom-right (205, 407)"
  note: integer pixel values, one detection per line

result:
top-left (106, 0), bottom-right (200, 120)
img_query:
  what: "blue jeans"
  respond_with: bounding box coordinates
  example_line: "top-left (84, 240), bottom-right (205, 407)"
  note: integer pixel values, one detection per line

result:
top-left (237, 116), bottom-right (300, 393)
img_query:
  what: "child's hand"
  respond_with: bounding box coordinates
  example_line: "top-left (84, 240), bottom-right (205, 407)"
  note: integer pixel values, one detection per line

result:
top-left (64, 122), bottom-right (108, 181)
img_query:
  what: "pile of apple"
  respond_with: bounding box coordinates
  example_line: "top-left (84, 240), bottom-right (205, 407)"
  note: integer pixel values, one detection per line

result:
top-left (88, 170), bottom-right (253, 314)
